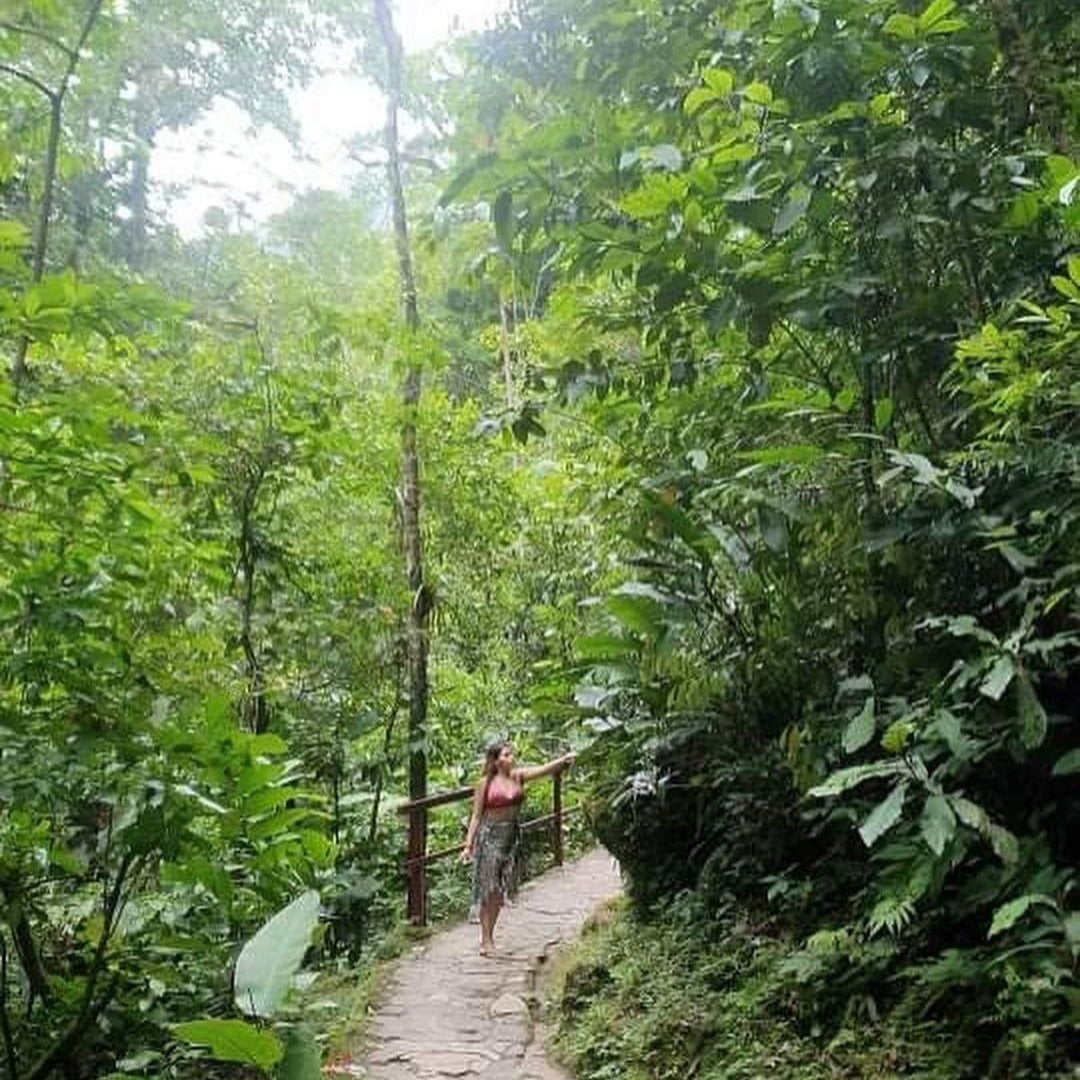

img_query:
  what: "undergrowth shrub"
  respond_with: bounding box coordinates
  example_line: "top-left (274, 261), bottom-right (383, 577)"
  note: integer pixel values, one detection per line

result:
top-left (549, 896), bottom-right (976, 1080)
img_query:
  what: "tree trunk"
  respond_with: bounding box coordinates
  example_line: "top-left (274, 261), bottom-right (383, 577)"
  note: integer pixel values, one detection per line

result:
top-left (8, 0), bottom-right (104, 386)
top-left (373, 0), bottom-right (431, 923)
top-left (238, 488), bottom-right (269, 734)
top-left (125, 71), bottom-right (158, 272)
top-left (499, 298), bottom-right (515, 409)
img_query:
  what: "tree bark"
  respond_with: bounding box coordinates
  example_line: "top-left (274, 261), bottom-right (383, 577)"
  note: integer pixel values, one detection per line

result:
top-left (373, 0), bottom-right (431, 922)
top-left (125, 70), bottom-right (158, 272)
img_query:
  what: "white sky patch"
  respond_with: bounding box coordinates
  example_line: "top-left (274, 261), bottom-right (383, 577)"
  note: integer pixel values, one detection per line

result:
top-left (152, 0), bottom-right (509, 237)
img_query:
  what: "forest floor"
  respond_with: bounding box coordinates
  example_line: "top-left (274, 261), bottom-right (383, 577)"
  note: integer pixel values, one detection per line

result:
top-left (328, 848), bottom-right (622, 1080)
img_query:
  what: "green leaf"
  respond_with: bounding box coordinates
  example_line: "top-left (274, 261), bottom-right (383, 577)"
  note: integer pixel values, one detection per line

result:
top-left (883, 13), bottom-right (918, 39)
top-left (684, 87), bottom-right (715, 116)
top-left (918, 0), bottom-right (956, 27)
top-left (277, 1026), bottom-right (322, 1080)
top-left (951, 795), bottom-right (990, 833)
top-left (887, 450), bottom-right (941, 485)
top-left (951, 798), bottom-right (1017, 862)
top-left (1051, 275), bottom-right (1080, 301)
top-left (980, 655), bottom-right (1015, 701)
top-left (874, 398), bottom-right (894, 432)
top-left (1016, 674), bottom-right (1047, 749)
top-left (703, 68), bottom-right (735, 96)
top-left (920, 794), bottom-right (956, 856)
top-left (808, 761), bottom-right (905, 798)
top-left (774, 187), bottom-right (811, 236)
top-left (173, 1020), bottom-right (283, 1071)
top-left (576, 633), bottom-right (638, 661)
top-left (843, 697), bottom-right (876, 754)
top-left (250, 733), bottom-right (289, 757)
top-left (1052, 749), bottom-right (1080, 776)
top-left (1007, 192), bottom-right (1041, 229)
top-left (859, 782), bottom-right (908, 847)
top-left (989, 824), bottom-right (1019, 865)
top-left (607, 594), bottom-right (663, 638)
top-left (711, 143), bottom-right (756, 167)
top-left (234, 891), bottom-right (321, 1018)
top-left (741, 81), bottom-right (773, 107)
top-left (988, 894), bottom-right (1055, 938)
top-left (248, 808), bottom-right (315, 841)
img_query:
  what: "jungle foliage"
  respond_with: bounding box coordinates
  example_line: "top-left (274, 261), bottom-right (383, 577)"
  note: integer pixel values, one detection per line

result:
top-left (443, 0), bottom-right (1080, 1075)
top-left (0, 0), bottom-right (1077, 1077)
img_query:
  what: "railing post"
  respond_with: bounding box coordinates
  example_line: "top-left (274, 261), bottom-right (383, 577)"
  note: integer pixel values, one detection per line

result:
top-left (552, 768), bottom-right (564, 867)
top-left (406, 806), bottom-right (427, 925)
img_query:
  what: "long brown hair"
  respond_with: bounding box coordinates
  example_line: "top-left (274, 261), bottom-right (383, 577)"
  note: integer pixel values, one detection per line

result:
top-left (482, 741), bottom-right (509, 779)
top-left (480, 741), bottom-right (509, 800)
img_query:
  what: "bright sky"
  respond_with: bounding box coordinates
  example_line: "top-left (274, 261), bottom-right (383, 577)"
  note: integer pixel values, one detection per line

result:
top-left (151, 0), bottom-right (509, 237)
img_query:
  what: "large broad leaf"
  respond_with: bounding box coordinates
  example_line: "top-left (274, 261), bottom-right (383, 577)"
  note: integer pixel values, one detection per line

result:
top-left (234, 891), bottom-right (321, 1018)
top-left (773, 187), bottom-right (811, 236)
top-left (859, 782), bottom-right (908, 847)
top-left (174, 1019), bottom-right (283, 1071)
top-left (980, 655), bottom-right (1015, 701)
top-left (1052, 749), bottom-right (1080, 776)
top-left (607, 594), bottom-right (663, 638)
top-left (920, 794), bottom-right (956, 856)
top-left (842, 697), bottom-right (875, 754)
top-left (575, 633), bottom-right (638, 661)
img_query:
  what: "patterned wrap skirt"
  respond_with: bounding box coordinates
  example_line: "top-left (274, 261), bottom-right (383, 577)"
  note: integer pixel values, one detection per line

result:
top-left (469, 817), bottom-right (522, 921)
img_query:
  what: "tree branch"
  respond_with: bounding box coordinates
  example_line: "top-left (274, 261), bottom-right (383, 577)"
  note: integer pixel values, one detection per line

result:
top-left (25, 853), bottom-right (138, 1080)
top-left (0, 21), bottom-right (76, 59)
top-left (0, 63), bottom-right (55, 101)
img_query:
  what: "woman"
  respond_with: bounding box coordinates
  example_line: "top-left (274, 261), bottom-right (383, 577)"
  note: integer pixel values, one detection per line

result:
top-left (461, 741), bottom-right (575, 956)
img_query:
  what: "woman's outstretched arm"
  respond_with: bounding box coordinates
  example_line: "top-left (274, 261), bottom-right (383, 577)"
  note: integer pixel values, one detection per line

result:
top-left (514, 752), bottom-right (576, 784)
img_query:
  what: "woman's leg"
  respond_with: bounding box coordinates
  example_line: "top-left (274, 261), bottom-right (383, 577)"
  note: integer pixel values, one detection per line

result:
top-left (488, 894), bottom-right (504, 941)
top-left (478, 893), bottom-right (503, 953)
top-left (479, 894), bottom-right (497, 951)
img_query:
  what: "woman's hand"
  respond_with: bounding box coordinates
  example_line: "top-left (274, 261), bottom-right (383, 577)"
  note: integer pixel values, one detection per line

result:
top-left (561, 752), bottom-right (577, 768)
top-left (460, 843), bottom-right (474, 864)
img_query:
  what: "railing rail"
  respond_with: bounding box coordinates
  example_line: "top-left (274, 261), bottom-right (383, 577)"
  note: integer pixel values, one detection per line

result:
top-left (397, 766), bottom-right (574, 926)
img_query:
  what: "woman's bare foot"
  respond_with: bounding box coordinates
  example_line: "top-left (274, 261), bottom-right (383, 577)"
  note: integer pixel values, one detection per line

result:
top-left (479, 940), bottom-right (494, 957)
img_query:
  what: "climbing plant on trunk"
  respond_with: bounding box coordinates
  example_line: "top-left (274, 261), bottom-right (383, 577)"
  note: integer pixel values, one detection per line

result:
top-left (372, 0), bottom-right (433, 921)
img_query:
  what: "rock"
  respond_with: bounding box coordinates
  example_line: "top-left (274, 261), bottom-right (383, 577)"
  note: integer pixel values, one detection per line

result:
top-left (489, 993), bottom-right (529, 1018)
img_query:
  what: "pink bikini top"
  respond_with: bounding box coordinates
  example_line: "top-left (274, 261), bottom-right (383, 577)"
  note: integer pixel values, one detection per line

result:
top-left (485, 780), bottom-right (524, 809)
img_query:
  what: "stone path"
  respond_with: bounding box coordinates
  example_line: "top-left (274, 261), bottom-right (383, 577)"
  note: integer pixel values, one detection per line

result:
top-left (350, 848), bottom-right (621, 1080)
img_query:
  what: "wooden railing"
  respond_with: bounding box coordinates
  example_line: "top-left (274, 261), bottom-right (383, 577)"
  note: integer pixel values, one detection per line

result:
top-left (397, 766), bottom-right (576, 926)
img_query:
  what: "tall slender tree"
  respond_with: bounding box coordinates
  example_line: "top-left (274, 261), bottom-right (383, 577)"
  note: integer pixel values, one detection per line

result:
top-left (372, 0), bottom-right (432, 923)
